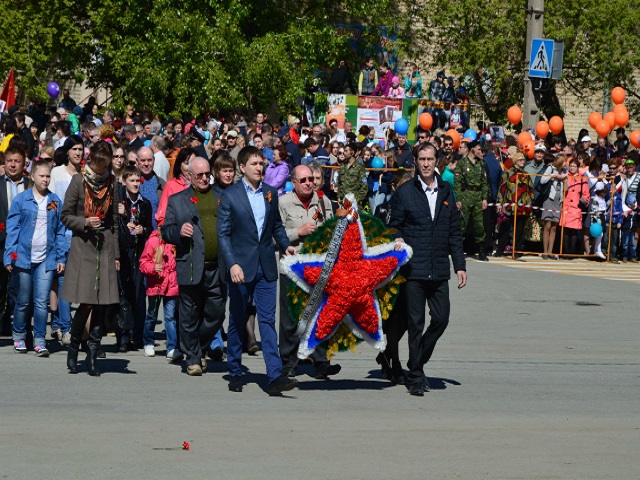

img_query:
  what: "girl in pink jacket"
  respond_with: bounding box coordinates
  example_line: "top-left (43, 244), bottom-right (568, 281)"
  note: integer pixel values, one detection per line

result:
top-left (139, 230), bottom-right (182, 361)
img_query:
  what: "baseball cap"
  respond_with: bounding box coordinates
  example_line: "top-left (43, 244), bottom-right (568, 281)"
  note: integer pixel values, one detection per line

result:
top-left (276, 126), bottom-right (290, 138)
top-left (534, 144), bottom-right (547, 152)
top-left (226, 130), bottom-right (238, 138)
top-left (581, 136), bottom-right (592, 143)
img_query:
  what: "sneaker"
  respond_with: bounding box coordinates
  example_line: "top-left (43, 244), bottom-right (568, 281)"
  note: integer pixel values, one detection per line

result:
top-left (144, 345), bottom-right (156, 357)
top-left (61, 332), bottom-right (71, 346)
top-left (34, 346), bottom-right (50, 357)
top-left (595, 251), bottom-right (606, 260)
top-left (166, 349), bottom-right (184, 362)
top-left (13, 340), bottom-right (27, 353)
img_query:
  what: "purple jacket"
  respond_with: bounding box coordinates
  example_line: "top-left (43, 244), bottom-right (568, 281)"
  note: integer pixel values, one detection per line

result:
top-left (372, 71), bottom-right (393, 97)
top-left (264, 161), bottom-right (290, 196)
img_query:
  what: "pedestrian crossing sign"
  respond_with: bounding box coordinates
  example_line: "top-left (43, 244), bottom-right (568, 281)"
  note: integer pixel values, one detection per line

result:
top-left (529, 38), bottom-right (554, 79)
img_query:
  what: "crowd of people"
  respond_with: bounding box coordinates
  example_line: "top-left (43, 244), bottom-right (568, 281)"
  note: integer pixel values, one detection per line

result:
top-left (0, 90), bottom-right (636, 396)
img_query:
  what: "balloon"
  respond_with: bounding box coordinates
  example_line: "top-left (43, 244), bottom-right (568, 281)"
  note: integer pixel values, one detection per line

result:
top-left (46, 82), bottom-right (60, 98)
top-left (588, 112), bottom-right (602, 129)
top-left (371, 157), bottom-right (384, 169)
top-left (604, 111), bottom-right (616, 131)
top-left (517, 131), bottom-right (533, 147)
top-left (613, 104), bottom-right (627, 115)
top-left (611, 86), bottom-right (626, 105)
top-left (284, 181), bottom-right (294, 192)
top-left (394, 118), bottom-right (409, 136)
top-left (548, 116), bottom-right (564, 135)
top-left (464, 129), bottom-right (477, 141)
top-left (507, 105), bottom-right (522, 125)
top-left (418, 112), bottom-right (433, 131)
top-left (535, 121), bottom-right (550, 139)
top-left (595, 120), bottom-right (610, 138)
top-left (143, 139), bottom-right (151, 147)
top-left (614, 106), bottom-right (629, 127)
top-left (523, 141), bottom-right (535, 159)
top-left (461, 138), bottom-right (471, 143)
top-left (589, 222), bottom-right (603, 238)
top-left (630, 130), bottom-right (640, 148)
top-left (446, 129), bottom-right (460, 150)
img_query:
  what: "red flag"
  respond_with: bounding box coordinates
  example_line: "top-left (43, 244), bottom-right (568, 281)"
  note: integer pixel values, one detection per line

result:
top-left (0, 70), bottom-right (16, 112)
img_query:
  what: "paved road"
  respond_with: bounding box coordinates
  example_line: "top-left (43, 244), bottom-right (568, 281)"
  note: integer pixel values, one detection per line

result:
top-left (1, 259), bottom-right (638, 479)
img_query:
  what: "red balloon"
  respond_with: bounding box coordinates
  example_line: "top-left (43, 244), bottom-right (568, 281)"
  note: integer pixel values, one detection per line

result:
top-left (507, 106), bottom-right (522, 125)
top-left (517, 131), bottom-right (532, 147)
top-left (548, 116), bottom-right (564, 135)
top-left (595, 120), bottom-right (610, 138)
top-left (588, 112), bottom-right (602, 129)
top-left (419, 112), bottom-right (433, 131)
top-left (535, 121), bottom-right (550, 139)
top-left (604, 111), bottom-right (616, 131)
top-left (611, 86), bottom-right (626, 105)
top-left (630, 130), bottom-right (640, 148)
top-left (446, 129), bottom-right (460, 150)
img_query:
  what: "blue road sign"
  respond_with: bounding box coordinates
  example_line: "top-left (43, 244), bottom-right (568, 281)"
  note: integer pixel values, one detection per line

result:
top-left (529, 38), bottom-right (554, 79)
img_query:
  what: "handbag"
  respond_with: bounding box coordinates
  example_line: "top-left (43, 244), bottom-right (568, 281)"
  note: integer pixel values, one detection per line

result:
top-left (524, 216), bottom-right (543, 242)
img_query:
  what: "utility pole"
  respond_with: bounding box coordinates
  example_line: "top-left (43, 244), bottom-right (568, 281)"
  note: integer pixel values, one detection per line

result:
top-left (522, 0), bottom-right (544, 130)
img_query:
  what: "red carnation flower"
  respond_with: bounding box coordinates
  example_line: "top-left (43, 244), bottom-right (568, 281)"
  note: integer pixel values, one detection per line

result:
top-left (96, 212), bottom-right (104, 220)
top-left (9, 252), bottom-right (18, 261)
top-left (182, 441), bottom-right (190, 451)
top-left (190, 196), bottom-right (198, 204)
top-left (0, 223), bottom-right (4, 233)
top-left (140, 177), bottom-right (146, 183)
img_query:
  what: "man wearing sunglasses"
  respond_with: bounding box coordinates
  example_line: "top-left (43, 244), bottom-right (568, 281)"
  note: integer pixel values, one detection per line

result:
top-left (277, 165), bottom-right (340, 380)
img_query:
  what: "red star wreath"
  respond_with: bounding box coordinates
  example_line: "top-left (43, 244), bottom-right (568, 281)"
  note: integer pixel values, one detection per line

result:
top-left (280, 195), bottom-right (412, 359)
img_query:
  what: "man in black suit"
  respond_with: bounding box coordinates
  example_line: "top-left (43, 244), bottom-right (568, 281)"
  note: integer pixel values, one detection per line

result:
top-left (0, 146), bottom-right (30, 335)
top-left (218, 146), bottom-right (298, 395)
top-left (389, 143), bottom-right (467, 396)
top-left (123, 124), bottom-right (144, 152)
top-left (162, 157), bottom-right (226, 376)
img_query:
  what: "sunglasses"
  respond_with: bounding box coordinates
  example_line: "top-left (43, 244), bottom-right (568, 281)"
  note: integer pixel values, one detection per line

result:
top-left (113, 154), bottom-right (125, 159)
top-left (419, 136), bottom-right (427, 140)
top-left (338, 150), bottom-right (345, 155)
top-left (295, 176), bottom-right (315, 184)
top-left (194, 172), bottom-right (211, 179)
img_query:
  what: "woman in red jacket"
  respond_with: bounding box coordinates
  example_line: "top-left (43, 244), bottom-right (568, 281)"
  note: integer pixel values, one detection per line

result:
top-left (560, 158), bottom-right (590, 256)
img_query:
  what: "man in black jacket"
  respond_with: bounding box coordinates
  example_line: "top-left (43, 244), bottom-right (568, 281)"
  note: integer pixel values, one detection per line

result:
top-left (389, 143), bottom-right (467, 396)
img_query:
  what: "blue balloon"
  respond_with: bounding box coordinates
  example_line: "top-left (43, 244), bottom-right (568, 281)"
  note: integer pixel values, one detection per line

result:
top-left (284, 181), bottom-right (294, 192)
top-left (46, 81), bottom-right (60, 99)
top-left (394, 118), bottom-right (409, 136)
top-left (143, 139), bottom-right (151, 147)
top-left (371, 157), bottom-right (384, 169)
top-left (589, 222), bottom-right (603, 237)
top-left (464, 128), bottom-right (477, 141)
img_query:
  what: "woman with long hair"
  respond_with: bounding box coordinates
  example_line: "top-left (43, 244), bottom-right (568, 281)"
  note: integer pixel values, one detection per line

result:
top-left (62, 141), bottom-right (120, 376)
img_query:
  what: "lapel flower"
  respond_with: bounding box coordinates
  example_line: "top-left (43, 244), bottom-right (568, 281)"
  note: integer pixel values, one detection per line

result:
top-left (96, 212), bottom-right (105, 221)
top-left (9, 252), bottom-right (18, 261)
top-left (140, 176), bottom-right (146, 183)
top-left (47, 201), bottom-right (58, 211)
top-left (265, 191), bottom-right (272, 203)
top-left (190, 196), bottom-right (198, 204)
top-left (0, 223), bottom-right (4, 233)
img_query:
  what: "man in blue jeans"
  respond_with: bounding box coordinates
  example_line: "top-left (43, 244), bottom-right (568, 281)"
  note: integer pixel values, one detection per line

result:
top-left (218, 146), bottom-right (298, 395)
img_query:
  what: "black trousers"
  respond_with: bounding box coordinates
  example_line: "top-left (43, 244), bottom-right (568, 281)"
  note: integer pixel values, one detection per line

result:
top-left (278, 275), bottom-right (329, 370)
top-left (403, 279), bottom-right (450, 386)
top-left (496, 215), bottom-right (527, 255)
top-left (178, 265), bottom-right (227, 366)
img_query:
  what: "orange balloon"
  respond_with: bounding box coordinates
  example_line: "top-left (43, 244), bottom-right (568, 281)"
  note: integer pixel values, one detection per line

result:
top-left (615, 109), bottom-right (629, 128)
top-left (517, 131), bottom-right (532, 146)
top-left (446, 129), bottom-right (460, 150)
top-left (535, 121), bottom-right (550, 139)
top-left (613, 104), bottom-right (627, 115)
top-left (419, 112), bottom-right (433, 131)
top-left (588, 112), bottom-right (602, 129)
top-left (630, 130), bottom-right (640, 148)
top-left (611, 86), bottom-right (626, 105)
top-left (507, 106), bottom-right (522, 125)
top-left (524, 141), bottom-right (535, 159)
top-left (461, 138), bottom-right (471, 143)
top-left (548, 116), bottom-right (563, 135)
top-left (604, 111), bottom-right (616, 130)
top-left (595, 120), bottom-right (610, 138)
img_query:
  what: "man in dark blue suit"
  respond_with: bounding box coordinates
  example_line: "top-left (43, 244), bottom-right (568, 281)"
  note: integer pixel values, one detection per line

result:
top-left (389, 143), bottom-right (467, 396)
top-left (162, 157), bottom-right (226, 376)
top-left (218, 146), bottom-right (298, 395)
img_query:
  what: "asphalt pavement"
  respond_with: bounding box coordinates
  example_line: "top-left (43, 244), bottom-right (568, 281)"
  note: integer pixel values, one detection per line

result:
top-left (1, 258), bottom-right (638, 479)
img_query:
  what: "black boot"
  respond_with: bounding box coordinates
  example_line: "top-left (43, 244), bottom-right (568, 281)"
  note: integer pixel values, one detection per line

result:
top-left (67, 338), bottom-right (80, 374)
top-left (477, 243), bottom-right (488, 261)
top-left (86, 323), bottom-right (102, 377)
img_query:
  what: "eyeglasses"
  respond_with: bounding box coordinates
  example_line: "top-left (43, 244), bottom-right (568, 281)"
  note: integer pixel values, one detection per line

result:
top-left (338, 150), bottom-right (345, 155)
top-left (294, 176), bottom-right (315, 184)
top-left (193, 172), bottom-right (211, 179)
top-left (113, 154), bottom-right (125, 159)
top-left (419, 136), bottom-right (427, 140)
top-left (444, 142), bottom-right (453, 147)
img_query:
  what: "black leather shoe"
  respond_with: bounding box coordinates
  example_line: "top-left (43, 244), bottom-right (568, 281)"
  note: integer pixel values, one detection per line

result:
top-left (268, 375), bottom-right (299, 395)
top-left (228, 376), bottom-right (243, 392)
top-left (315, 363), bottom-right (342, 379)
top-left (423, 375), bottom-right (431, 392)
top-left (207, 347), bottom-right (225, 362)
top-left (376, 352), bottom-right (393, 380)
top-left (477, 251), bottom-right (489, 262)
top-left (409, 384), bottom-right (425, 396)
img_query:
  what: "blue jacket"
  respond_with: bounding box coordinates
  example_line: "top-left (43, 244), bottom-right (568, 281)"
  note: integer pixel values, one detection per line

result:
top-left (483, 153), bottom-right (503, 202)
top-left (3, 189), bottom-right (67, 271)
top-left (218, 180), bottom-right (291, 283)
